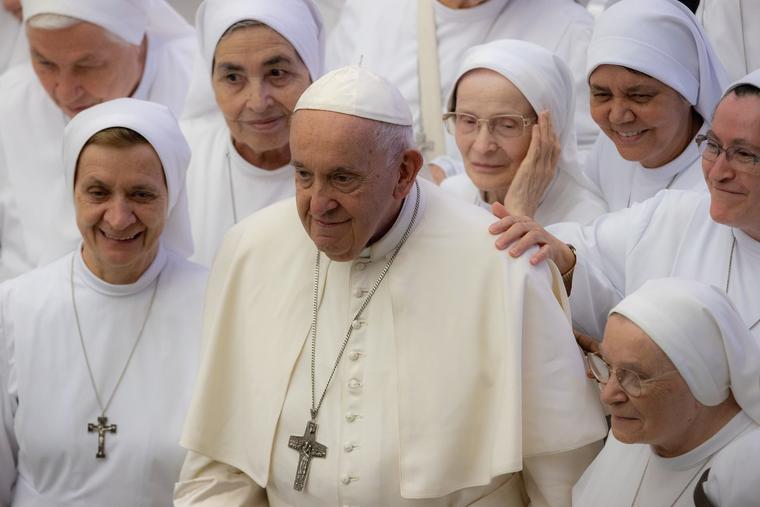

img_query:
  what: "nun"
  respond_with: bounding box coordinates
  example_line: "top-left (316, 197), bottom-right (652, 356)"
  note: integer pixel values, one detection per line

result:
top-left (440, 39), bottom-right (607, 225)
top-left (0, 98), bottom-right (207, 506)
top-left (182, 0), bottom-right (324, 266)
top-left (581, 0), bottom-right (729, 211)
top-left (573, 277), bottom-right (760, 506)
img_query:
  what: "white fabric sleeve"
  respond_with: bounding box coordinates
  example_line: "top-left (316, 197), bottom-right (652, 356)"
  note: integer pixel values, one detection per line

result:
top-left (522, 442), bottom-right (603, 507)
top-left (547, 202), bottom-right (649, 340)
top-left (0, 287), bottom-right (18, 506)
top-left (174, 451), bottom-right (268, 507)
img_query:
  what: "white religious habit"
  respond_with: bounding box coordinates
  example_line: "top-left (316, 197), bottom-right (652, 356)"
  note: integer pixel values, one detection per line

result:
top-left (184, 0), bottom-right (324, 266)
top-left (440, 39), bottom-right (606, 226)
top-left (326, 0), bottom-right (599, 172)
top-left (573, 278), bottom-right (760, 506)
top-left (175, 65), bottom-right (606, 506)
top-left (696, 0), bottom-right (760, 82)
top-left (581, 0), bottom-right (729, 211)
top-left (0, 8), bottom-right (26, 74)
top-left (0, 0), bottom-right (196, 281)
top-left (0, 98), bottom-right (207, 506)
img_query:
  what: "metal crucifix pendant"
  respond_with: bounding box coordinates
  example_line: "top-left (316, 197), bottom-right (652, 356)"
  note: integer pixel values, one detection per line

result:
top-left (288, 420), bottom-right (327, 491)
top-left (87, 416), bottom-right (117, 459)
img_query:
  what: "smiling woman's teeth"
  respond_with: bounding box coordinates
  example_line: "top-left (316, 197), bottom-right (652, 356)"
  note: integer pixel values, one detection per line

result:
top-left (617, 130), bottom-right (645, 138)
top-left (103, 231), bottom-right (139, 241)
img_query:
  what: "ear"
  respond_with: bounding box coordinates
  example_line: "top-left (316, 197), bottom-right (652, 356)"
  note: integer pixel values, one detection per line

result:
top-left (392, 148), bottom-right (423, 199)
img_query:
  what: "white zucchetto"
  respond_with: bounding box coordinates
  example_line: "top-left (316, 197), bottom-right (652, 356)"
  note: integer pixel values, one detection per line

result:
top-left (196, 0), bottom-right (324, 81)
top-left (294, 65), bottom-right (413, 126)
top-left (586, 0), bottom-right (728, 121)
top-left (62, 98), bottom-right (194, 258)
top-left (611, 278), bottom-right (760, 424)
top-left (21, 0), bottom-right (190, 46)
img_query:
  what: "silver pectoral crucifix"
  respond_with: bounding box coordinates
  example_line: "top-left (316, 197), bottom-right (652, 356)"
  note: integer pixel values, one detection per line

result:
top-left (88, 415), bottom-right (117, 459)
top-left (288, 419), bottom-right (327, 491)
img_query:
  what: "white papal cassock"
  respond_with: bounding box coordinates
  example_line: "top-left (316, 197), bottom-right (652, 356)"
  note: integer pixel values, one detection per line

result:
top-left (580, 0), bottom-right (728, 211)
top-left (326, 0), bottom-right (598, 163)
top-left (696, 0), bottom-right (760, 82)
top-left (0, 8), bottom-right (25, 75)
top-left (549, 190), bottom-right (760, 341)
top-left (0, 246), bottom-right (207, 506)
top-left (0, 2), bottom-right (195, 281)
top-left (175, 180), bottom-right (607, 506)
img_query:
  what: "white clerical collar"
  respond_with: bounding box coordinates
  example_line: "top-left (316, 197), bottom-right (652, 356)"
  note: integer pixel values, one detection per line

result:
top-left (434, 0), bottom-right (509, 24)
top-left (651, 411), bottom-right (753, 471)
top-left (226, 135), bottom-right (293, 178)
top-left (733, 227), bottom-right (760, 257)
top-left (358, 180), bottom-right (426, 263)
top-left (76, 243), bottom-right (168, 297)
top-left (130, 33), bottom-right (157, 102)
top-left (635, 123), bottom-right (707, 183)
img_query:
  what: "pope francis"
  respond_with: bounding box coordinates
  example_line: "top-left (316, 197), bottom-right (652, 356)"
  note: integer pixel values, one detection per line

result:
top-left (174, 66), bottom-right (606, 507)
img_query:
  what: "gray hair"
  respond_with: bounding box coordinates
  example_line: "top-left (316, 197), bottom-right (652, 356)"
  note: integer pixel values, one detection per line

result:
top-left (370, 121), bottom-right (415, 168)
top-left (27, 13), bottom-right (131, 46)
top-left (219, 19), bottom-right (266, 43)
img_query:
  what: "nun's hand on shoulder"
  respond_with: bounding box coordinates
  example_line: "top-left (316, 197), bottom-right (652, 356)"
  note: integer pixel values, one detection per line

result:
top-left (503, 111), bottom-right (560, 217)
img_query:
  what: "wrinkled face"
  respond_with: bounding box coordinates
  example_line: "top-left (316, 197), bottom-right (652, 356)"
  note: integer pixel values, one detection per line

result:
top-left (74, 143), bottom-right (168, 283)
top-left (589, 64), bottom-right (696, 168)
top-left (27, 21), bottom-right (145, 118)
top-left (212, 25), bottom-right (311, 159)
top-left (600, 315), bottom-right (701, 452)
top-left (291, 110), bottom-right (414, 262)
top-left (704, 93), bottom-right (760, 241)
top-left (454, 69), bottom-right (534, 198)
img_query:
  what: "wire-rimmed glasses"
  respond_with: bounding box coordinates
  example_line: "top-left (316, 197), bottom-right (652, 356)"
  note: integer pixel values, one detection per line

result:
top-left (585, 352), bottom-right (677, 398)
top-left (696, 134), bottom-right (760, 174)
top-left (442, 112), bottom-right (535, 139)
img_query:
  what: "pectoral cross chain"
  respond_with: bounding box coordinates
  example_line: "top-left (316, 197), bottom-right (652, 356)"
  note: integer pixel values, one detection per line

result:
top-left (288, 420), bottom-right (327, 491)
top-left (88, 416), bottom-right (117, 459)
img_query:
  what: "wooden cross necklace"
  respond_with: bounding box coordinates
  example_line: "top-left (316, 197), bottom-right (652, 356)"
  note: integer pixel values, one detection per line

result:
top-left (70, 254), bottom-right (161, 459)
top-left (289, 182), bottom-right (420, 491)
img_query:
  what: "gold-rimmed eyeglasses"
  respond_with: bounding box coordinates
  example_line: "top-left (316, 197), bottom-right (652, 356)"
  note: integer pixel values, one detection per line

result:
top-left (696, 134), bottom-right (760, 174)
top-left (585, 352), bottom-right (677, 398)
top-left (442, 112), bottom-right (535, 139)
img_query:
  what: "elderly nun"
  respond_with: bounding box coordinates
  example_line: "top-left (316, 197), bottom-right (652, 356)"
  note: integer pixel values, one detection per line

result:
top-left (0, 98), bottom-right (207, 506)
top-left (573, 277), bottom-right (760, 506)
top-left (440, 39), bottom-right (607, 225)
top-left (182, 0), bottom-right (324, 266)
top-left (0, 0), bottom-right (196, 282)
top-left (578, 0), bottom-right (728, 211)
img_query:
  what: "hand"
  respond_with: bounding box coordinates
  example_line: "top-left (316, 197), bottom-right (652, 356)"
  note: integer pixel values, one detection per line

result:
top-left (489, 202), bottom-right (575, 271)
top-left (427, 163), bottom-right (447, 185)
top-left (3, 0), bottom-right (21, 20)
top-left (504, 111), bottom-right (560, 217)
top-left (575, 331), bottom-right (600, 380)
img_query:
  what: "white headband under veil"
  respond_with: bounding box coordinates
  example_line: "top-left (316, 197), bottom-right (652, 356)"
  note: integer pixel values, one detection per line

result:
top-left (62, 98), bottom-right (194, 258)
top-left (722, 68), bottom-right (760, 98)
top-left (196, 0), bottom-right (324, 81)
top-left (586, 0), bottom-right (728, 122)
top-left (611, 278), bottom-right (760, 425)
top-left (446, 39), bottom-right (596, 198)
top-left (22, 0), bottom-right (192, 46)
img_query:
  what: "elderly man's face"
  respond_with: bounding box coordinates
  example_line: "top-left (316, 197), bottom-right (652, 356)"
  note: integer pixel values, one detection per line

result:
top-left (704, 92), bottom-right (760, 241)
top-left (589, 64), bottom-right (697, 169)
top-left (27, 21), bottom-right (146, 118)
top-left (599, 315), bottom-right (704, 457)
top-left (212, 25), bottom-right (310, 169)
top-left (74, 142), bottom-right (168, 284)
top-left (291, 110), bottom-right (419, 261)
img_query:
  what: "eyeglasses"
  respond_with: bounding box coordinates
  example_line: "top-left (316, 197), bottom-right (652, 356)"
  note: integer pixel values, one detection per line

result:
top-left (442, 112), bottom-right (535, 139)
top-left (585, 352), bottom-right (677, 398)
top-left (696, 134), bottom-right (760, 174)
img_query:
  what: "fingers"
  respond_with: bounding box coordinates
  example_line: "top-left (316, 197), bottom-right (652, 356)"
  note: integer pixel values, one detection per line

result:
top-left (575, 331), bottom-right (601, 354)
top-left (491, 201), bottom-right (509, 219)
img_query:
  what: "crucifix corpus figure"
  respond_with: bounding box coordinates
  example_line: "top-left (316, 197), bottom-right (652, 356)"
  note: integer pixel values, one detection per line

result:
top-left (288, 420), bottom-right (327, 491)
top-left (88, 416), bottom-right (117, 459)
